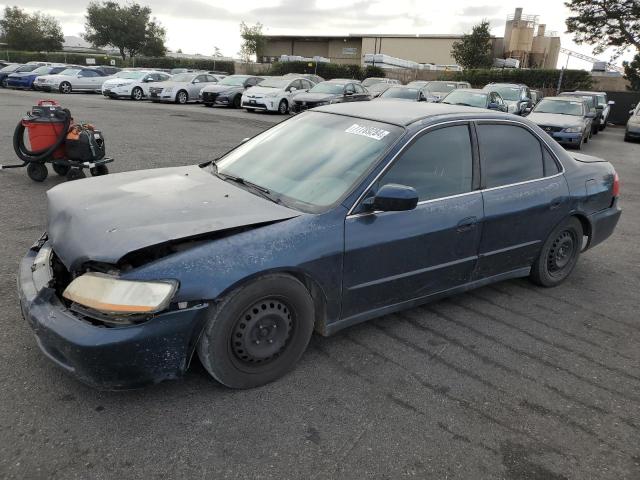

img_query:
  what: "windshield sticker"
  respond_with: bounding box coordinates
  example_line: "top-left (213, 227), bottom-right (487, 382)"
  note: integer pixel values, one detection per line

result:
top-left (345, 124), bottom-right (390, 141)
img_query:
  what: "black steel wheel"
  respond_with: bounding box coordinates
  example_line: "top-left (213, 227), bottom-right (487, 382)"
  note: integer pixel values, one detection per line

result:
top-left (27, 162), bottom-right (48, 182)
top-left (90, 165), bottom-right (109, 176)
top-left (66, 168), bottom-right (86, 181)
top-left (197, 273), bottom-right (314, 389)
top-left (530, 217), bottom-right (583, 287)
top-left (52, 163), bottom-right (70, 176)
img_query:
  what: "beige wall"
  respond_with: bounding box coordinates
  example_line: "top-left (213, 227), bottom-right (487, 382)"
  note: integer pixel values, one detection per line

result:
top-left (327, 38), bottom-right (362, 64)
top-left (362, 37), bottom-right (460, 65)
top-left (259, 38), bottom-right (362, 64)
top-left (591, 74), bottom-right (630, 92)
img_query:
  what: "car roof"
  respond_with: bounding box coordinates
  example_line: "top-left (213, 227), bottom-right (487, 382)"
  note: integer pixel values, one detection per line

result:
top-left (543, 96), bottom-right (586, 102)
top-left (314, 101), bottom-right (486, 126)
top-left (485, 83), bottom-right (525, 88)
top-left (453, 88), bottom-right (488, 94)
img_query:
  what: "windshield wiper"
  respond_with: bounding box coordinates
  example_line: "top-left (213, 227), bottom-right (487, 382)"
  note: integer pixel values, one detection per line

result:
top-left (454, 102), bottom-right (473, 107)
top-left (216, 171), bottom-right (284, 205)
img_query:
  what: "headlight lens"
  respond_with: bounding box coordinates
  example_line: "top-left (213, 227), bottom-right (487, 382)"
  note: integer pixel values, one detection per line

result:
top-left (564, 127), bottom-right (582, 133)
top-left (164, 87), bottom-right (173, 93)
top-left (629, 116), bottom-right (640, 124)
top-left (63, 272), bottom-right (177, 315)
top-left (265, 91), bottom-right (278, 97)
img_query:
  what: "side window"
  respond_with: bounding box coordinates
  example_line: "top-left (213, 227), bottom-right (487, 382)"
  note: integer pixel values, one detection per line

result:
top-left (543, 149), bottom-right (560, 176)
top-left (378, 125), bottom-right (473, 202)
top-left (477, 124), bottom-right (544, 188)
top-left (81, 70), bottom-right (97, 77)
top-left (206, 75), bottom-right (217, 82)
top-left (303, 80), bottom-right (313, 90)
top-left (195, 75), bottom-right (207, 83)
top-left (345, 83), bottom-right (355, 94)
top-left (354, 84), bottom-right (365, 93)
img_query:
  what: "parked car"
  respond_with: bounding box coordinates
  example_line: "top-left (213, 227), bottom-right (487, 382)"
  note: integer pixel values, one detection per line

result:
top-left (559, 92), bottom-right (602, 135)
top-left (17, 102), bottom-right (621, 390)
top-left (422, 81), bottom-right (469, 102)
top-left (6, 64), bottom-right (67, 90)
top-left (92, 65), bottom-right (121, 76)
top-left (441, 88), bottom-right (508, 112)
top-left (482, 83), bottom-right (532, 115)
top-left (291, 79), bottom-right (369, 112)
top-left (149, 72), bottom-right (220, 104)
top-left (624, 103), bottom-right (640, 142)
top-left (406, 80), bottom-right (430, 88)
top-left (574, 91), bottom-right (615, 130)
top-left (241, 76), bottom-right (316, 114)
top-left (361, 77), bottom-right (400, 88)
top-left (102, 70), bottom-right (172, 100)
top-left (0, 64), bottom-right (30, 87)
top-left (36, 67), bottom-right (112, 93)
top-left (376, 85), bottom-right (428, 102)
top-left (199, 75), bottom-right (265, 108)
top-left (530, 89), bottom-right (543, 105)
top-left (0, 61), bottom-right (16, 68)
top-left (527, 96), bottom-right (595, 150)
top-left (283, 73), bottom-right (324, 85)
top-left (366, 82), bottom-right (392, 98)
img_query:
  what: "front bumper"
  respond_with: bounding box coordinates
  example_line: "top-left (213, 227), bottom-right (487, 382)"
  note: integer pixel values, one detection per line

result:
top-left (548, 131), bottom-right (583, 146)
top-left (18, 242), bottom-right (210, 390)
top-left (587, 200), bottom-right (621, 250)
top-left (7, 78), bottom-right (32, 89)
top-left (103, 87), bottom-right (132, 98)
top-left (242, 98), bottom-right (276, 111)
top-left (625, 124), bottom-right (640, 139)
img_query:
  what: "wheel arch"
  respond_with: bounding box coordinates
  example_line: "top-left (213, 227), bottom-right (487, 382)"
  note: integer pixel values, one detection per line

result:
top-left (571, 212), bottom-right (593, 250)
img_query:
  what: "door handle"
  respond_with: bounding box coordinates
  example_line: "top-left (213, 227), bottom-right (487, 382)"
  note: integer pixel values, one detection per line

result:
top-left (457, 216), bottom-right (477, 232)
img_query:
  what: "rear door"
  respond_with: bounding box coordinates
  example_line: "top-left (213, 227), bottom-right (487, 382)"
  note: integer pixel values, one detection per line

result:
top-left (342, 123), bottom-right (483, 319)
top-left (475, 122), bottom-right (570, 278)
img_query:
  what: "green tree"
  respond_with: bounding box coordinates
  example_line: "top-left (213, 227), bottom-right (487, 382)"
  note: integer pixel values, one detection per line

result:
top-left (451, 20), bottom-right (494, 69)
top-left (84, 1), bottom-right (166, 60)
top-left (0, 6), bottom-right (63, 51)
top-left (239, 21), bottom-right (265, 62)
top-left (141, 20), bottom-right (167, 57)
top-left (565, 0), bottom-right (640, 58)
top-left (623, 53), bottom-right (640, 90)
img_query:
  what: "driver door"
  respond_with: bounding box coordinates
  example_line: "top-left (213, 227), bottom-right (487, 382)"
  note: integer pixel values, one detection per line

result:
top-left (341, 123), bottom-right (483, 320)
top-left (188, 74), bottom-right (208, 97)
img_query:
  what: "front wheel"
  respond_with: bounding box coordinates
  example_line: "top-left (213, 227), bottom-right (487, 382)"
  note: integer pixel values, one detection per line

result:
top-left (59, 81), bottom-right (72, 94)
top-left (175, 90), bottom-right (188, 104)
top-left (131, 86), bottom-right (144, 101)
top-left (27, 163), bottom-right (48, 182)
top-left (197, 274), bottom-right (315, 389)
top-left (278, 99), bottom-right (288, 114)
top-left (530, 217), bottom-right (583, 287)
top-left (232, 95), bottom-right (241, 109)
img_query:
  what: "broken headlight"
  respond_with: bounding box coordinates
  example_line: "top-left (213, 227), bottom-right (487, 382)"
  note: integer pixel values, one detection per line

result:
top-left (62, 272), bottom-right (177, 315)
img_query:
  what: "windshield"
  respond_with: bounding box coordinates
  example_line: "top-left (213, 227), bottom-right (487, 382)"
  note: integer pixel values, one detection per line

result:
top-left (59, 68), bottom-right (80, 76)
top-left (407, 81), bottom-right (428, 88)
top-left (362, 78), bottom-right (385, 87)
top-left (367, 83), bottom-right (389, 93)
top-left (563, 94), bottom-right (594, 108)
top-left (380, 87), bottom-right (419, 99)
top-left (259, 77), bottom-right (289, 88)
top-left (170, 73), bottom-right (197, 82)
top-left (215, 112), bottom-right (402, 211)
top-left (425, 81), bottom-right (457, 93)
top-left (596, 94), bottom-right (607, 107)
top-left (117, 71), bottom-right (147, 79)
top-left (16, 64), bottom-right (38, 73)
top-left (219, 75), bottom-right (249, 86)
top-left (309, 82), bottom-right (344, 94)
top-left (442, 90), bottom-right (488, 108)
top-left (486, 85), bottom-right (521, 101)
top-left (533, 99), bottom-right (584, 116)
top-left (32, 66), bottom-right (53, 75)
top-left (0, 64), bottom-right (20, 72)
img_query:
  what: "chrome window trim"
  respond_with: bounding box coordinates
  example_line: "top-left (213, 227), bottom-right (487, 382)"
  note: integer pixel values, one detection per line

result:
top-left (346, 117), bottom-right (565, 218)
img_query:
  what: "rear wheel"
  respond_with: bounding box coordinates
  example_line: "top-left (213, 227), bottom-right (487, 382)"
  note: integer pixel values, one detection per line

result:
top-left (66, 168), bottom-right (86, 181)
top-left (530, 217), bottom-right (583, 287)
top-left (232, 95), bottom-right (241, 108)
top-left (59, 81), bottom-right (72, 94)
top-left (131, 87), bottom-right (144, 101)
top-left (52, 163), bottom-right (70, 176)
top-left (27, 163), bottom-right (48, 182)
top-left (176, 90), bottom-right (188, 104)
top-left (197, 273), bottom-right (314, 389)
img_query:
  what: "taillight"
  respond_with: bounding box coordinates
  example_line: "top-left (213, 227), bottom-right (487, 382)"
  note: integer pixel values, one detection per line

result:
top-left (612, 172), bottom-right (620, 197)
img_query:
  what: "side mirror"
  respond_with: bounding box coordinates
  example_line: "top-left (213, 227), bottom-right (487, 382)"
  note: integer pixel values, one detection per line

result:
top-left (345, 90), bottom-right (354, 96)
top-left (585, 111), bottom-right (596, 118)
top-left (608, 100), bottom-right (615, 105)
top-left (193, 79), bottom-right (200, 84)
top-left (630, 109), bottom-right (636, 115)
top-left (288, 87), bottom-right (297, 93)
top-left (143, 77), bottom-right (153, 83)
top-left (364, 184), bottom-right (418, 212)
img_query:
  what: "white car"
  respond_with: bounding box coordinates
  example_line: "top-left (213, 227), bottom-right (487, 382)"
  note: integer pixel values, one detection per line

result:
top-left (241, 76), bottom-right (316, 114)
top-left (149, 72), bottom-right (221, 104)
top-left (35, 67), bottom-right (114, 93)
top-left (102, 70), bottom-right (172, 100)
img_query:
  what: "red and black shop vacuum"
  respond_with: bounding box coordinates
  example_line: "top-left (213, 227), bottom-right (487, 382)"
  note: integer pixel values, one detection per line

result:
top-left (1, 100), bottom-right (113, 182)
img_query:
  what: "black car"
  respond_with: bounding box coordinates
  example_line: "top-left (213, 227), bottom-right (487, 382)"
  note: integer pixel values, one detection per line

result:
top-left (17, 102), bottom-right (621, 390)
top-left (441, 88), bottom-right (508, 112)
top-left (199, 75), bottom-right (265, 108)
top-left (291, 79), bottom-right (369, 113)
top-left (559, 92), bottom-right (603, 135)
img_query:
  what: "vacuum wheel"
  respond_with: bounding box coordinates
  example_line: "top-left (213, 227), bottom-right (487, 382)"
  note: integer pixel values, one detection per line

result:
top-left (27, 163), bottom-right (48, 182)
top-left (52, 163), bottom-right (70, 176)
top-left (90, 165), bottom-right (109, 176)
top-left (66, 168), bottom-right (86, 181)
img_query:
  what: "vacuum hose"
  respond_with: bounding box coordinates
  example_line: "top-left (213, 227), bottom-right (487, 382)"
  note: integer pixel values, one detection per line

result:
top-left (12, 108), bottom-right (71, 163)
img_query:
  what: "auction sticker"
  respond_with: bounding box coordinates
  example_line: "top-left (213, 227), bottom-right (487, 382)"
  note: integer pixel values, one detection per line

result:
top-left (345, 124), bottom-right (390, 140)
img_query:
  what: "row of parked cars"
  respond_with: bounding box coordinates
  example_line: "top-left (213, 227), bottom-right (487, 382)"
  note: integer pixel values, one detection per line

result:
top-left (1, 61), bottom-right (629, 147)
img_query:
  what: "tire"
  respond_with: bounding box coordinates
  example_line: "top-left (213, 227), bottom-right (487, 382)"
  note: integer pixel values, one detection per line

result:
top-left (176, 90), bottom-right (188, 104)
top-left (90, 165), bottom-right (109, 176)
top-left (197, 273), bottom-right (315, 389)
top-left (245, 108), bottom-right (255, 113)
top-left (203, 103), bottom-right (213, 107)
top-left (52, 163), bottom-right (70, 176)
top-left (530, 217), bottom-right (583, 287)
top-left (131, 87), bottom-right (144, 101)
top-left (1, 78), bottom-right (7, 88)
top-left (59, 82), bottom-right (72, 94)
top-left (232, 95), bottom-right (241, 109)
top-left (66, 168), bottom-right (86, 181)
top-left (278, 99), bottom-right (288, 114)
top-left (27, 163), bottom-right (48, 182)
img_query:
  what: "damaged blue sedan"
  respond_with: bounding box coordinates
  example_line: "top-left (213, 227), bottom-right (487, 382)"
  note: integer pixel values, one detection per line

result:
top-left (18, 102), bottom-right (621, 389)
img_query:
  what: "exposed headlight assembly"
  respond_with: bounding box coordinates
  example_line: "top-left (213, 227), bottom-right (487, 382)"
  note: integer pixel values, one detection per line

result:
top-left (563, 127), bottom-right (582, 133)
top-left (63, 273), bottom-right (177, 315)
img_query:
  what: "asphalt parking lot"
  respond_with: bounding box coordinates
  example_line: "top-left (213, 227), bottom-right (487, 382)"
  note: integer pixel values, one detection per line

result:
top-left (1, 89), bottom-right (639, 480)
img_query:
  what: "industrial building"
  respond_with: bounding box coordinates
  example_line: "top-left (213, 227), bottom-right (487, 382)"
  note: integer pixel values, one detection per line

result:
top-left (258, 8), bottom-right (561, 69)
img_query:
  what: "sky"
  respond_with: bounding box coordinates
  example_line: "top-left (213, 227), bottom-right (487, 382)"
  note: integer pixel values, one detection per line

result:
top-left (2, 0), bottom-right (636, 69)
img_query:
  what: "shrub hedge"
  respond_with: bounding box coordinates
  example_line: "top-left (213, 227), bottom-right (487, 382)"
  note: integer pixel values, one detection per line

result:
top-left (447, 68), bottom-right (593, 91)
top-left (267, 61), bottom-right (386, 81)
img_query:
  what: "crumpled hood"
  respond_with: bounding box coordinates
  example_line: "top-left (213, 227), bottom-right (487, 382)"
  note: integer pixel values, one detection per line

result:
top-left (527, 112), bottom-right (584, 129)
top-left (47, 165), bottom-right (301, 270)
top-left (293, 92), bottom-right (337, 103)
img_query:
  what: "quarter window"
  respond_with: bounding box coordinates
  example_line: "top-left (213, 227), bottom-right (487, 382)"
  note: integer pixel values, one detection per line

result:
top-left (477, 124), bottom-right (544, 188)
top-left (378, 125), bottom-right (473, 202)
